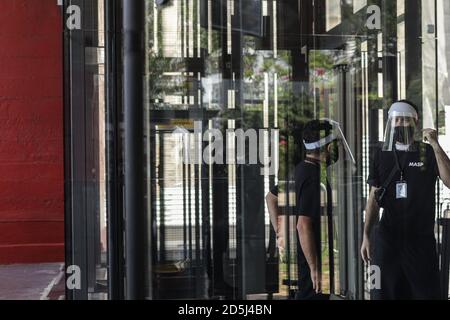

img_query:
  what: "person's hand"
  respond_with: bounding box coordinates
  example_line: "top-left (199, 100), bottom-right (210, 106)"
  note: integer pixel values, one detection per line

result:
top-left (276, 236), bottom-right (285, 259)
top-left (310, 265), bottom-right (322, 294)
top-left (423, 128), bottom-right (439, 147)
top-left (276, 234), bottom-right (285, 251)
top-left (361, 235), bottom-right (371, 264)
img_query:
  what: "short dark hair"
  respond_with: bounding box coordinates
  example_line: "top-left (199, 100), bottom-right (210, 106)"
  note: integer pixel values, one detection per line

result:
top-left (303, 120), bottom-right (333, 153)
top-left (397, 99), bottom-right (419, 116)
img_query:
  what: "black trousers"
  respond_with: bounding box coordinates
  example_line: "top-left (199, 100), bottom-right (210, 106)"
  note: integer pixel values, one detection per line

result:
top-left (294, 252), bottom-right (330, 300)
top-left (295, 259), bottom-right (315, 300)
top-left (371, 231), bottom-right (441, 300)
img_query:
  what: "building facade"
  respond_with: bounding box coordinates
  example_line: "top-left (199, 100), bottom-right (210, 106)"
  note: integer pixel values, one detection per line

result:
top-left (0, 0), bottom-right (64, 264)
top-left (63, 0), bottom-right (450, 300)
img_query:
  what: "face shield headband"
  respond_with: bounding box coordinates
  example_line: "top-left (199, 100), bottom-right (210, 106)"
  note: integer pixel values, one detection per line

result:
top-left (303, 132), bottom-right (337, 150)
top-left (302, 119), bottom-right (356, 165)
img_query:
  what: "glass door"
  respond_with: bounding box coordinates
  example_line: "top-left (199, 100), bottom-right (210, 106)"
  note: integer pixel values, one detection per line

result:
top-left (143, 0), bottom-right (368, 300)
top-left (139, 0), bottom-right (443, 300)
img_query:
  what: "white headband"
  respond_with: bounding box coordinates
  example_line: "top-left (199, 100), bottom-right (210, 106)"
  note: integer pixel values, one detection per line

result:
top-left (303, 133), bottom-right (337, 150)
top-left (389, 102), bottom-right (418, 119)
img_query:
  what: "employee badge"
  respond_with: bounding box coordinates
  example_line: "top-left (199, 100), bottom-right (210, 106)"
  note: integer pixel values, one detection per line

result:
top-left (396, 181), bottom-right (407, 199)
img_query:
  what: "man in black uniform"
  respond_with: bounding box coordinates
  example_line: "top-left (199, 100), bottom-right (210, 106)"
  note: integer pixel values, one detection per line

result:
top-left (361, 100), bottom-right (450, 300)
top-left (294, 119), bottom-right (352, 300)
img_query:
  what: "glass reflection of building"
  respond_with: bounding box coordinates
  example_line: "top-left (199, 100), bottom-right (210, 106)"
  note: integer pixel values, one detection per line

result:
top-left (63, 0), bottom-right (450, 300)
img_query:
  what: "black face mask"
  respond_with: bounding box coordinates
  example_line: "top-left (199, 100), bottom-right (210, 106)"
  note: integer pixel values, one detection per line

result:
top-left (394, 126), bottom-right (415, 144)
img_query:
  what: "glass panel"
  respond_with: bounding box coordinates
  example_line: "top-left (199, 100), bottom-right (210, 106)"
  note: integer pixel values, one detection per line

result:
top-left (87, 1), bottom-right (108, 299)
top-left (138, 0), bottom-right (448, 300)
top-left (64, 0), bottom-right (108, 300)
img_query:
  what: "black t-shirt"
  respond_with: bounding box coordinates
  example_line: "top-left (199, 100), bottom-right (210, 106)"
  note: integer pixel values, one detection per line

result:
top-left (294, 161), bottom-right (323, 278)
top-left (367, 142), bottom-right (439, 238)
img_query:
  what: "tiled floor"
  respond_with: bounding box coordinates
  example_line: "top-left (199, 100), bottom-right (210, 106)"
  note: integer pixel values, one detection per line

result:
top-left (0, 263), bottom-right (63, 300)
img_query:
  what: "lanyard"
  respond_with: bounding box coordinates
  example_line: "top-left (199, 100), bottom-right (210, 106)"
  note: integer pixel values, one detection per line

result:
top-left (393, 148), bottom-right (408, 181)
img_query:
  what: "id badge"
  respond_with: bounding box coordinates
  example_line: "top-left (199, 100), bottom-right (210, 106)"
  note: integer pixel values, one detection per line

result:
top-left (396, 181), bottom-right (407, 199)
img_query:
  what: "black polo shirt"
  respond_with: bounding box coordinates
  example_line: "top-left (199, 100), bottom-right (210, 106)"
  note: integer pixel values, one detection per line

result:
top-left (367, 142), bottom-right (439, 238)
top-left (294, 161), bottom-right (323, 294)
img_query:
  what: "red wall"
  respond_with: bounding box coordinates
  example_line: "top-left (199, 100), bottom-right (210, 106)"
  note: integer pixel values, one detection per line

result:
top-left (0, 0), bottom-right (64, 264)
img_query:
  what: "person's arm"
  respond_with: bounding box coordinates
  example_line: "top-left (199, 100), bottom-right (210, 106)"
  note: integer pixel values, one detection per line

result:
top-left (266, 192), bottom-right (280, 234)
top-left (276, 215), bottom-right (286, 250)
top-left (361, 187), bottom-right (380, 263)
top-left (266, 192), bottom-right (285, 250)
top-left (297, 216), bottom-right (320, 293)
top-left (424, 129), bottom-right (450, 188)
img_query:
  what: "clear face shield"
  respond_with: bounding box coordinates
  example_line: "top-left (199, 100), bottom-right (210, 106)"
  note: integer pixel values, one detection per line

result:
top-left (303, 119), bottom-right (356, 166)
top-left (382, 102), bottom-right (418, 152)
top-left (326, 119), bottom-right (356, 166)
